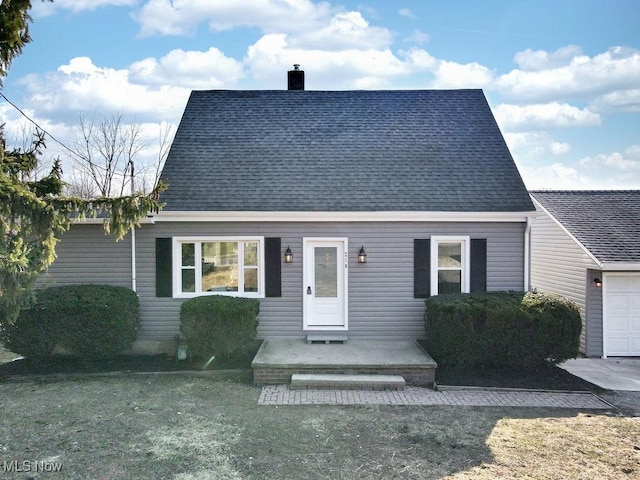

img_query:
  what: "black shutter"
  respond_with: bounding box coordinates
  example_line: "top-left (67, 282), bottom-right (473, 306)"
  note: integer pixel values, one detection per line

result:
top-left (156, 238), bottom-right (173, 297)
top-left (414, 239), bottom-right (430, 298)
top-left (470, 238), bottom-right (487, 293)
top-left (265, 237), bottom-right (282, 297)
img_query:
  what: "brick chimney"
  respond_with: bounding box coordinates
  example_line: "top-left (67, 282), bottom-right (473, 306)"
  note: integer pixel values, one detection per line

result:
top-left (287, 64), bottom-right (304, 90)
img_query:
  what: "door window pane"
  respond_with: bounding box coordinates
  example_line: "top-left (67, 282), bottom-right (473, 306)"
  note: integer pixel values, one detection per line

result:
top-left (315, 246), bottom-right (337, 297)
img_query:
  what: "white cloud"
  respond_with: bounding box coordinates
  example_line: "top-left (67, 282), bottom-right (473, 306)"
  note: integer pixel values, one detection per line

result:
top-left (494, 103), bottom-right (601, 131)
top-left (550, 141), bottom-right (571, 155)
top-left (404, 29), bottom-right (430, 44)
top-left (519, 162), bottom-right (591, 190)
top-left (430, 60), bottom-right (494, 89)
top-left (589, 89), bottom-right (640, 113)
top-left (520, 145), bottom-right (640, 190)
top-left (130, 48), bottom-right (244, 88)
top-left (245, 34), bottom-right (409, 90)
top-left (579, 145), bottom-right (640, 171)
top-left (19, 57), bottom-right (190, 123)
top-left (398, 8), bottom-right (417, 19)
top-left (497, 46), bottom-right (640, 108)
top-left (32, 0), bottom-right (137, 17)
top-left (291, 11), bottom-right (394, 50)
top-left (503, 132), bottom-right (571, 159)
top-left (513, 45), bottom-right (583, 71)
top-left (133, 0), bottom-right (334, 37)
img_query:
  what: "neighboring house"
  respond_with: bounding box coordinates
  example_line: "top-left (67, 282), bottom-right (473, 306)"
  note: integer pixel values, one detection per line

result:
top-left (41, 70), bottom-right (535, 354)
top-left (530, 191), bottom-right (640, 357)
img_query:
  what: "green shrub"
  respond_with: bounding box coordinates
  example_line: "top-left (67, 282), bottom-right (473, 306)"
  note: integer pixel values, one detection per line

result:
top-left (425, 291), bottom-right (581, 369)
top-left (0, 306), bottom-right (56, 358)
top-left (180, 296), bottom-right (259, 363)
top-left (0, 285), bottom-right (140, 359)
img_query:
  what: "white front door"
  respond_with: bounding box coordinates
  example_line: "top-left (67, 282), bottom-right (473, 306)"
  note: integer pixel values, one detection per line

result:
top-left (603, 273), bottom-right (640, 357)
top-left (303, 238), bottom-right (348, 330)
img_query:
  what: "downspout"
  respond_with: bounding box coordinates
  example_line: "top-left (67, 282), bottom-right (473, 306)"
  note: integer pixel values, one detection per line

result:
top-left (130, 159), bottom-right (137, 293)
top-left (524, 216), bottom-right (532, 291)
top-left (131, 227), bottom-right (137, 292)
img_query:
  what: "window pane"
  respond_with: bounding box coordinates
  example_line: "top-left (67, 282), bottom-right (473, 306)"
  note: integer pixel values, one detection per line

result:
top-left (438, 243), bottom-right (462, 268)
top-left (182, 243), bottom-right (195, 267)
top-left (182, 269), bottom-right (195, 293)
top-left (202, 242), bottom-right (238, 292)
top-left (244, 268), bottom-right (258, 292)
top-left (438, 270), bottom-right (461, 294)
top-left (244, 242), bottom-right (258, 266)
top-left (315, 247), bottom-right (337, 298)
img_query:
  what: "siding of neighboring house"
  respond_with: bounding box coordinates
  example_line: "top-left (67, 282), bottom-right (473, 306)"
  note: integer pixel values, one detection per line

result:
top-left (40, 220), bottom-right (527, 346)
top-left (585, 268), bottom-right (603, 357)
top-left (530, 208), bottom-right (601, 355)
top-left (37, 224), bottom-right (132, 289)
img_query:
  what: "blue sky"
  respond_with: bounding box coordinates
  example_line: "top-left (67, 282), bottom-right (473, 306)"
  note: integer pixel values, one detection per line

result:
top-left (1, 0), bottom-right (639, 190)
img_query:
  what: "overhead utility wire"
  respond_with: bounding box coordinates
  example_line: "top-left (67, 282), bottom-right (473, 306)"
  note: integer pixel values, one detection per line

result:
top-left (0, 91), bottom-right (83, 161)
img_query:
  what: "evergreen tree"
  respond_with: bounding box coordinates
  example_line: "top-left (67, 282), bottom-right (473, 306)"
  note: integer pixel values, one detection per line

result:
top-left (0, 1), bottom-right (165, 322)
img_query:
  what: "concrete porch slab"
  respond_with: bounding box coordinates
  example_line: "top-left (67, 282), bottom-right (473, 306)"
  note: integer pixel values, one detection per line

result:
top-left (251, 340), bottom-right (437, 387)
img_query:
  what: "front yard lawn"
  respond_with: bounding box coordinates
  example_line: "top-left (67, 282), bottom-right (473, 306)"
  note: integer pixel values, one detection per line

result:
top-left (0, 375), bottom-right (638, 479)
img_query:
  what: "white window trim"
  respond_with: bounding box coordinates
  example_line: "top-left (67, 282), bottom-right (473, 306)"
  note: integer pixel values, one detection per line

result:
top-left (430, 236), bottom-right (470, 296)
top-left (172, 236), bottom-right (265, 299)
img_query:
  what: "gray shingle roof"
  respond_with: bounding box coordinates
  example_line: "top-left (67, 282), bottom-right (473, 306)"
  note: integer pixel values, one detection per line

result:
top-left (159, 89), bottom-right (534, 212)
top-left (531, 191), bottom-right (640, 263)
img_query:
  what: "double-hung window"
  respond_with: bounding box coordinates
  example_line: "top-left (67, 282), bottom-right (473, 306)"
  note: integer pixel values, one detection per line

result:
top-left (174, 237), bottom-right (264, 298)
top-left (430, 236), bottom-right (470, 296)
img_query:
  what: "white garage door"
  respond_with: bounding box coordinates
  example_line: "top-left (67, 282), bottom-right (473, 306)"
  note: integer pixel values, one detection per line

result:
top-left (604, 273), bottom-right (640, 357)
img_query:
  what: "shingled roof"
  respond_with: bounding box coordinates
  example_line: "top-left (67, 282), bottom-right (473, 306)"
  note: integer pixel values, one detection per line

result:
top-left (531, 191), bottom-right (640, 263)
top-left (159, 89), bottom-right (534, 212)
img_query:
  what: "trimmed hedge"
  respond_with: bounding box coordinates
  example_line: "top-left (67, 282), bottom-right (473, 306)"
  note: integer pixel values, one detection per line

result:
top-left (0, 285), bottom-right (140, 359)
top-left (180, 295), bottom-right (259, 362)
top-left (425, 291), bottom-right (582, 369)
top-left (0, 307), bottom-right (57, 358)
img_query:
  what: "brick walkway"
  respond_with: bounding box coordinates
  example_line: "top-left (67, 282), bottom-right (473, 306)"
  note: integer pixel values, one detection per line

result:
top-left (258, 385), bottom-right (613, 409)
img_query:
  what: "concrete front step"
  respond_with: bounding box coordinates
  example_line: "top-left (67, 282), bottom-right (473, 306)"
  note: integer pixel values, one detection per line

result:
top-left (290, 373), bottom-right (406, 391)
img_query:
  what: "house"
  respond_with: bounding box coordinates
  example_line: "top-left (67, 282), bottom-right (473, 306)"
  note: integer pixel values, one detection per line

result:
top-left (41, 69), bottom-right (535, 354)
top-left (530, 190), bottom-right (640, 357)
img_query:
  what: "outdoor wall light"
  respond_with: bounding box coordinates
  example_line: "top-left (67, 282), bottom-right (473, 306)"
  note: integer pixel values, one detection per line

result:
top-left (284, 246), bottom-right (293, 263)
top-left (593, 277), bottom-right (602, 287)
top-left (358, 246), bottom-right (367, 263)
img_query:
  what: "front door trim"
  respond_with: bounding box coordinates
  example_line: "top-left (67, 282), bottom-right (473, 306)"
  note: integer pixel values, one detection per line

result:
top-left (303, 237), bottom-right (348, 331)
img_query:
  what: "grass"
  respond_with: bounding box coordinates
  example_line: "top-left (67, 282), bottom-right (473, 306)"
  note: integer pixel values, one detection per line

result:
top-left (0, 374), bottom-right (638, 479)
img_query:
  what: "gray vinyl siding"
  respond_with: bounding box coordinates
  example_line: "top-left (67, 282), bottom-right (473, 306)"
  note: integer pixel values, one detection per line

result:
top-left (41, 221), bottom-right (526, 342)
top-left (135, 221), bottom-right (526, 342)
top-left (530, 209), bottom-right (601, 355)
top-left (37, 224), bottom-right (132, 289)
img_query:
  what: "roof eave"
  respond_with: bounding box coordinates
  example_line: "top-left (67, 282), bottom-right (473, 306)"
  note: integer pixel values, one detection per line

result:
top-left (151, 210), bottom-right (536, 223)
